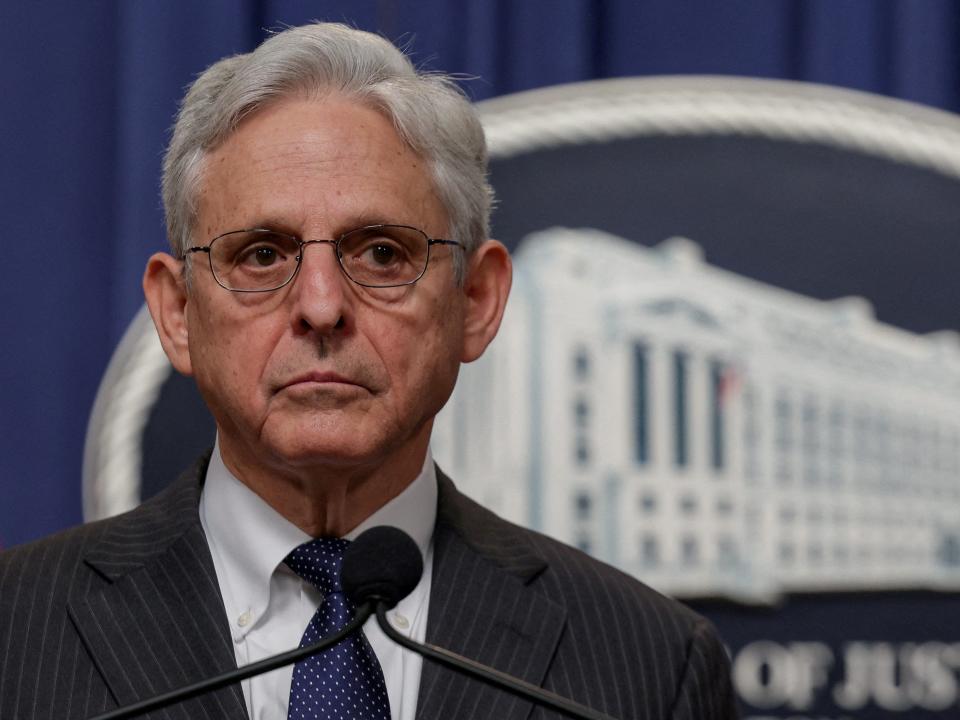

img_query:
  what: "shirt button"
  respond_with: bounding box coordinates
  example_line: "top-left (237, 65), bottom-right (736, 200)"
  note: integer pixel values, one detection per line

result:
top-left (392, 613), bottom-right (410, 630)
top-left (237, 610), bottom-right (253, 627)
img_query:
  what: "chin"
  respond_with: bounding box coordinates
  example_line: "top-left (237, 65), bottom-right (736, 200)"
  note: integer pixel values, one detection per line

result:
top-left (262, 425), bottom-right (391, 471)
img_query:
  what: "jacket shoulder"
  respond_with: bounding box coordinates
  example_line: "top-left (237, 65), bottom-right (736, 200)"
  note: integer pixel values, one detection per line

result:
top-left (435, 469), bottom-right (738, 717)
top-left (0, 515), bottom-right (113, 598)
top-left (0, 453), bottom-right (209, 600)
top-left (436, 468), bottom-right (706, 631)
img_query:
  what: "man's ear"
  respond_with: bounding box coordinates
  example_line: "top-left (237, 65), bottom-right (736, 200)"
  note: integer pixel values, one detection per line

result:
top-left (143, 252), bottom-right (194, 376)
top-left (461, 240), bottom-right (512, 363)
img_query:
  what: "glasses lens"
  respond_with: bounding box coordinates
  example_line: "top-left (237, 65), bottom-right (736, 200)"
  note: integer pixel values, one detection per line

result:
top-left (210, 230), bottom-right (300, 291)
top-left (338, 226), bottom-right (429, 287)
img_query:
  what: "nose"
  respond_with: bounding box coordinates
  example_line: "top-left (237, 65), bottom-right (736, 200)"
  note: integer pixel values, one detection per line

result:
top-left (290, 240), bottom-right (348, 335)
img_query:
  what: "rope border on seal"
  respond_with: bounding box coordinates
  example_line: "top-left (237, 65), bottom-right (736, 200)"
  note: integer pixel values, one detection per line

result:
top-left (82, 305), bottom-right (172, 520)
top-left (477, 75), bottom-right (960, 181)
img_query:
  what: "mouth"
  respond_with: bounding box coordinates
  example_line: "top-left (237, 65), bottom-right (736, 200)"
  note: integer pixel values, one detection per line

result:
top-left (281, 370), bottom-right (365, 389)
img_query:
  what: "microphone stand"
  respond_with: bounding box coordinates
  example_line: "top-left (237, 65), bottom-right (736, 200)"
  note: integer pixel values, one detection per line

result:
top-left (375, 603), bottom-right (619, 720)
top-left (87, 601), bottom-right (375, 720)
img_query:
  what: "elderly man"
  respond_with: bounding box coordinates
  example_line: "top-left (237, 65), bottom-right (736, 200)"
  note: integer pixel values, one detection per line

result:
top-left (0, 22), bottom-right (737, 720)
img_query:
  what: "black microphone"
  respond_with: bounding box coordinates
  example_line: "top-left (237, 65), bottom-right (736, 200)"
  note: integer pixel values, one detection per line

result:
top-left (343, 527), bottom-right (620, 720)
top-left (342, 524), bottom-right (423, 608)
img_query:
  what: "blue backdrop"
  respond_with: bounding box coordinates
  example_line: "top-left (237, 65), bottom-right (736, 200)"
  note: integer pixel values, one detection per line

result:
top-left (2, 0), bottom-right (959, 548)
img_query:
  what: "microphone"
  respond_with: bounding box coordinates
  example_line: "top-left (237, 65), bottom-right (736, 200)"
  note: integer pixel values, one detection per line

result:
top-left (343, 527), bottom-right (620, 720)
top-left (342, 524), bottom-right (423, 608)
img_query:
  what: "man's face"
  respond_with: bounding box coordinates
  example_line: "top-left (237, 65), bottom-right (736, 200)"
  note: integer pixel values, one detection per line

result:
top-left (183, 95), bottom-right (465, 480)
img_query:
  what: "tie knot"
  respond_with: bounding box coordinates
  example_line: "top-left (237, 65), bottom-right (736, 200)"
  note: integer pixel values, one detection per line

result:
top-left (285, 537), bottom-right (351, 596)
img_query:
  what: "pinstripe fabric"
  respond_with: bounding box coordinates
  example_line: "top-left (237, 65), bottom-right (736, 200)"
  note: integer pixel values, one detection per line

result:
top-left (418, 471), bottom-right (739, 720)
top-left (0, 457), bottom-right (736, 720)
top-left (0, 455), bottom-right (247, 720)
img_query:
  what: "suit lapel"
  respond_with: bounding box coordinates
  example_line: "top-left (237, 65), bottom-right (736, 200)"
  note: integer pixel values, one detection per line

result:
top-left (416, 472), bottom-right (567, 720)
top-left (68, 458), bottom-right (248, 719)
top-left (66, 462), bottom-right (564, 719)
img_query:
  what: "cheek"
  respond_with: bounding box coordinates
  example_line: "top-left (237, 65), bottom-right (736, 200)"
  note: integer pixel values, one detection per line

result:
top-left (187, 301), bottom-right (275, 401)
top-left (385, 301), bottom-right (464, 404)
top-left (189, 321), bottom-right (241, 399)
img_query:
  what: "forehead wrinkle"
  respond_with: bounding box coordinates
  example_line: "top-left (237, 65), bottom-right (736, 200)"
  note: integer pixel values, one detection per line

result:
top-left (250, 110), bottom-right (403, 163)
top-left (198, 98), bottom-right (442, 239)
top-left (246, 140), bottom-right (350, 178)
top-left (229, 135), bottom-right (413, 200)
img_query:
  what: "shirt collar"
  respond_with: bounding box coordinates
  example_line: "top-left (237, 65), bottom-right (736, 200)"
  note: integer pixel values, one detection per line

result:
top-left (200, 437), bottom-right (437, 636)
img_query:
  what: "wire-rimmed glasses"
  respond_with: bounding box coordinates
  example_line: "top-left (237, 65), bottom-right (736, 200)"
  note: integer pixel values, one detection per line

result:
top-left (186, 224), bottom-right (463, 292)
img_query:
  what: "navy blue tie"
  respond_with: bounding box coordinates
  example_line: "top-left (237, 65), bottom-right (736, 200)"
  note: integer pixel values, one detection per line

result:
top-left (285, 537), bottom-right (391, 720)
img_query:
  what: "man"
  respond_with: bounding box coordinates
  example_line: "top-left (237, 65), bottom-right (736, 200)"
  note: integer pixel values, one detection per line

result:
top-left (0, 22), bottom-right (737, 720)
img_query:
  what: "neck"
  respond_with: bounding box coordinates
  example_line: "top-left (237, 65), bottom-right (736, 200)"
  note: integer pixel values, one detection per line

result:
top-left (217, 431), bottom-right (430, 537)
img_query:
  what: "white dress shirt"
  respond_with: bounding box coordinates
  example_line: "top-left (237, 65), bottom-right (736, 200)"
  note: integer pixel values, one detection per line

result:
top-left (199, 439), bottom-right (436, 720)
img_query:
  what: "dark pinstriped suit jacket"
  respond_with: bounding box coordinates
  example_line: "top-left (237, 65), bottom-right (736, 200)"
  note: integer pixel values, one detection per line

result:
top-left (0, 455), bottom-right (737, 719)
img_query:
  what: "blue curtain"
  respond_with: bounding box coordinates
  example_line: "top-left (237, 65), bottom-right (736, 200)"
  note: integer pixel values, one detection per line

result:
top-left (2, 0), bottom-right (959, 547)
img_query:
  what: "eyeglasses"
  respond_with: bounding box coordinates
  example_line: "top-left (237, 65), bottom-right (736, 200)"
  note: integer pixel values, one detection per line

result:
top-left (186, 224), bottom-right (464, 292)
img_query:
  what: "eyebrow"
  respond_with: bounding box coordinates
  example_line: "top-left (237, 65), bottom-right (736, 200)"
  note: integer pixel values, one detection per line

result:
top-left (232, 214), bottom-right (412, 237)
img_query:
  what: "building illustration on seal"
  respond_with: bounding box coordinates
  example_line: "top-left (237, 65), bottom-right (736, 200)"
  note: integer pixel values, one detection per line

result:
top-left (431, 228), bottom-right (960, 602)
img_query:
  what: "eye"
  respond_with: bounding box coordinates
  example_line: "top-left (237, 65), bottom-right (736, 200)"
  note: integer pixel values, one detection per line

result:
top-left (250, 245), bottom-right (281, 267)
top-left (366, 242), bottom-right (401, 266)
top-left (205, 229), bottom-right (301, 291)
top-left (233, 234), bottom-right (293, 269)
top-left (344, 230), bottom-right (413, 269)
top-left (339, 225), bottom-right (427, 286)
top-left (210, 230), bottom-right (299, 289)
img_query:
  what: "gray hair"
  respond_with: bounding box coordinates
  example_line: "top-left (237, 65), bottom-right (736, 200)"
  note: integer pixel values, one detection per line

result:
top-left (162, 22), bottom-right (492, 281)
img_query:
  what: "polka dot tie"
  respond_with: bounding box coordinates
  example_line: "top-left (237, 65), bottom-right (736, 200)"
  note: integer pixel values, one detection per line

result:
top-left (285, 537), bottom-right (391, 720)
